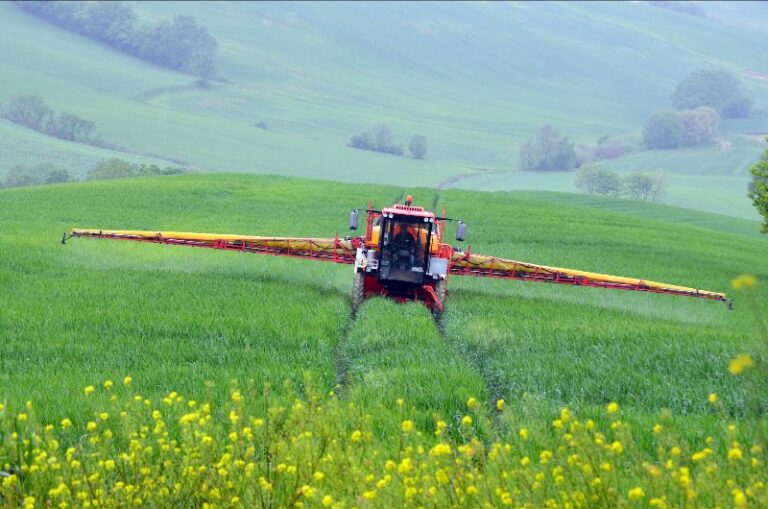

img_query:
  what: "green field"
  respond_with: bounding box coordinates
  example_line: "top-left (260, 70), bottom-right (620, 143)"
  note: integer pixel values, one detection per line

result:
top-left (2, 1), bottom-right (768, 219)
top-left (1, 174), bottom-right (766, 506)
top-left (1, 174), bottom-right (765, 422)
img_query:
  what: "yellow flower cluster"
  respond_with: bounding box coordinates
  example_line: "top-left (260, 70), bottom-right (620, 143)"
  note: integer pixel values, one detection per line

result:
top-left (0, 383), bottom-right (765, 508)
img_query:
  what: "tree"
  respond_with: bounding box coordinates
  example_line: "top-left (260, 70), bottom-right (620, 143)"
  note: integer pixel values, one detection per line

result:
top-left (643, 111), bottom-right (683, 149)
top-left (748, 142), bottom-right (768, 233)
top-left (671, 70), bottom-right (753, 118)
top-left (575, 166), bottom-right (622, 196)
top-left (519, 125), bottom-right (578, 172)
top-left (624, 171), bottom-right (667, 202)
top-left (409, 135), bottom-right (427, 159)
top-left (47, 112), bottom-right (96, 142)
top-left (678, 107), bottom-right (719, 146)
top-left (3, 162), bottom-right (69, 188)
top-left (86, 158), bottom-right (139, 180)
top-left (348, 124), bottom-right (403, 156)
top-left (1, 93), bottom-right (52, 131)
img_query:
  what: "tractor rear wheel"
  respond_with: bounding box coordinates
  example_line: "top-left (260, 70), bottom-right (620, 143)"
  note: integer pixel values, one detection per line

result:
top-left (352, 271), bottom-right (365, 316)
top-left (432, 279), bottom-right (447, 325)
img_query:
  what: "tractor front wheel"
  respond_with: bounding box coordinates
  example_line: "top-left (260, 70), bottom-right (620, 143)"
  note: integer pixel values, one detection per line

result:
top-left (432, 279), bottom-right (447, 325)
top-left (352, 270), bottom-right (365, 316)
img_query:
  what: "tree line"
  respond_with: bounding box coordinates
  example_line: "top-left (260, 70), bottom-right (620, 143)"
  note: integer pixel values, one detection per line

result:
top-left (15, 1), bottom-right (218, 80)
top-left (0, 93), bottom-right (103, 146)
top-left (575, 167), bottom-right (668, 202)
top-left (2, 159), bottom-right (190, 189)
top-left (349, 124), bottom-right (427, 159)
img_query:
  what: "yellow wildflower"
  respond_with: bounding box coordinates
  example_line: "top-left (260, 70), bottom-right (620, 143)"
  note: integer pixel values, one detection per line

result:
top-left (84, 386), bottom-right (95, 395)
top-left (607, 402), bottom-right (619, 414)
top-left (322, 495), bottom-right (333, 507)
top-left (461, 415), bottom-right (473, 426)
top-left (401, 420), bottom-right (414, 433)
top-left (708, 393), bottom-right (718, 404)
top-left (731, 274), bottom-right (756, 291)
top-left (496, 399), bottom-right (505, 410)
top-left (350, 430), bottom-right (362, 442)
top-left (729, 354), bottom-right (754, 375)
top-left (123, 376), bottom-right (132, 386)
top-left (519, 428), bottom-right (529, 441)
top-left (628, 487), bottom-right (645, 500)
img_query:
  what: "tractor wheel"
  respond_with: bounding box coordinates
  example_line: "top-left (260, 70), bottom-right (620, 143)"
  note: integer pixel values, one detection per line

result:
top-left (352, 271), bottom-right (365, 316)
top-left (432, 279), bottom-right (447, 326)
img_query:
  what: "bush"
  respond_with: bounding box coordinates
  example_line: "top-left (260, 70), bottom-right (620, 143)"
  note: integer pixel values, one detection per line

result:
top-left (348, 124), bottom-right (404, 156)
top-left (86, 159), bottom-right (189, 181)
top-left (643, 108), bottom-right (718, 149)
top-left (520, 125), bottom-right (578, 172)
top-left (624, 171), bottom-right (667, 202)
top-left (3, 163), bottom-right (71, 188)
top-left (671, 69), bottom-right (752, 118)
top-left (408, 135), bottom-right (427, 159)
top-left (575, 166), bottom-right (622, 196)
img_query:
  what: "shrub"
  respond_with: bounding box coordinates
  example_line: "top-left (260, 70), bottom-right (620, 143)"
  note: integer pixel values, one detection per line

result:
top-left (643, 108), bottom-right (718, 149)
top-left (348, 124), bottom-right (404, 156)
top-left (520, 125), bottom-right (578, 172)
top-left (643, 111), bottom-right (684, 149)
top-left (575, 166), bottom-right (622, 196)
top-left (672, 69), bottom-right (752, 118)
top-left (624, 171), bottom-right (667, 202)
top-left (408, 135), bottom-right (427, 159)
top-left (3, 163), bottom-right (70, 188)
top-left (86, 159), bottom-right (189, 181)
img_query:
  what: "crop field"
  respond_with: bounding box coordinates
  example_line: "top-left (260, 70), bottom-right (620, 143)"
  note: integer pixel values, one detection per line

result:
top-left (1, 174), bottom-right (766, 506)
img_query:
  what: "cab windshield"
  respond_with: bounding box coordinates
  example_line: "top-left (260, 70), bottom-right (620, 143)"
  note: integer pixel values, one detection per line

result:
top-left (378, 216), bottom-right (432, 285)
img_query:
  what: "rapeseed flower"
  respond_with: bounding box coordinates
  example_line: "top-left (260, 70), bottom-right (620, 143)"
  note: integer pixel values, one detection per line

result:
top-left (731, 274), bottom-right (756, 291)
top-left (84, 385), bottom-right (95, 395)
top-left (728, 354), bottom-right (754, 375)
top-left (607, 402), bottom-right (619, 414)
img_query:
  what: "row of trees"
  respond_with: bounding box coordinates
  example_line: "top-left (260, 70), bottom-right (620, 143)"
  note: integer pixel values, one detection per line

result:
top-left (349, 125), bottom-right (427, 159)
top-left (16, 1), bottom-right (218, 80)
top-left (575, 166), bottom-right (668, 202)
top-left (643, 107), bottom-right (719, 149)
top-left (1, 159), bottom-right (189, 188)
top-left (0, 93), bottom-right (100, 145)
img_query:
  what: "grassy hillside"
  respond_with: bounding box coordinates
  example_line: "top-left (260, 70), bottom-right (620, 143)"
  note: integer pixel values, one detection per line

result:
top-left (1, 1), bottom-right (767, 218)
top-left (1, 174), bottom-right (766, 506)
top-left (1, 174), bottom-right (766, 423)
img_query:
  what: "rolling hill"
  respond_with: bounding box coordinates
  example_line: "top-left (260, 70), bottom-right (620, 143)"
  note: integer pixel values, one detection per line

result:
top-left (1, 1), bottom-right (768, 219)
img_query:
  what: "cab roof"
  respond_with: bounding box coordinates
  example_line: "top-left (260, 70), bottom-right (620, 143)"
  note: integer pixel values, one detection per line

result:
top-left (381, 204), bottom-right (436, 219)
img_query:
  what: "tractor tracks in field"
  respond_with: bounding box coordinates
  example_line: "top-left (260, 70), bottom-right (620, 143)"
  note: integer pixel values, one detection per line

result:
top-left (332, 311), bottom-right (357, 398)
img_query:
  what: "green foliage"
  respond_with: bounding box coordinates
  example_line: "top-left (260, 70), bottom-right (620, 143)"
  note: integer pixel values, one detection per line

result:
top-left (519, 125), bottom-right (578, 172)
top-left (672, 69), bottom-right (753, 118)
top-left (408, 135), bottom-right (427, 159)
top-left (16, 1), bottom-right (218, 79)
top-left (643, 108), bottom-right (719, 149)
top-left (575, 166), bottom-right (622, 196)
top-left (623, 171), bottom-right (668, 202)
top-left (3, 162), bottom-right (70, 187)
top-left (748, 144), bottom-right (768, 233)
top-left (348, 124), bottom-right (404, 156)
top-left (0, 93), bottom-right (100, 145)
top-left (86, 158), bottom-right (188, 181)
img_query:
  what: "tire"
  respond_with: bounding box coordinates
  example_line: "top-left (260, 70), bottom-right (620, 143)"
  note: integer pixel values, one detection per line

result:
top-left (352, 271), bottom-right (365, 316)
top-left (432, 279), bottom-right (447, 325)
